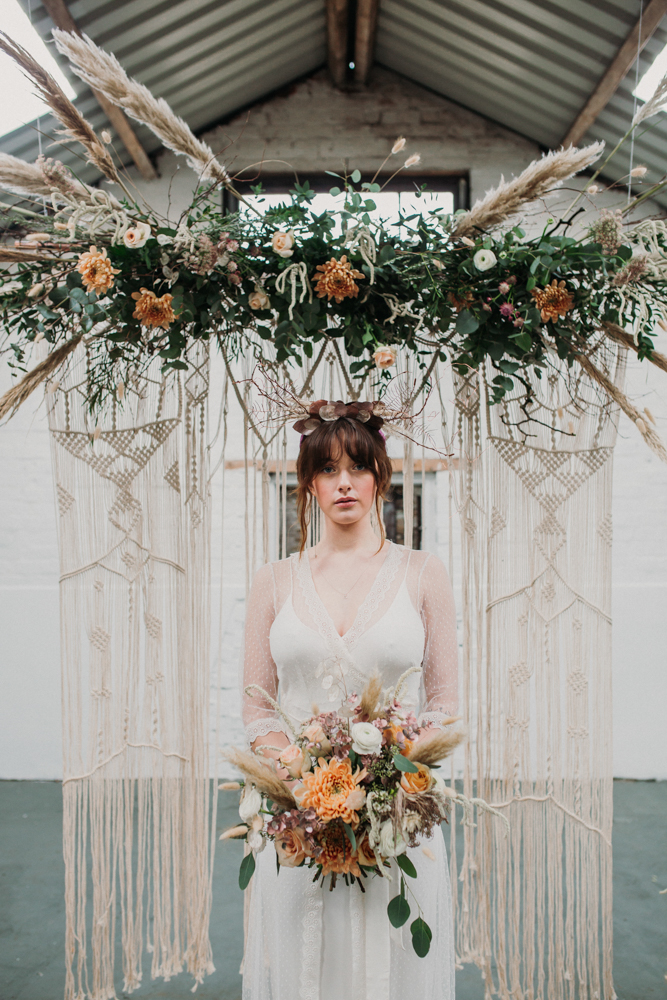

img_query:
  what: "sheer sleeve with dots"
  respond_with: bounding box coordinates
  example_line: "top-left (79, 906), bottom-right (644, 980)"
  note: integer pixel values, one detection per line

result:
top-left (241, 562), bottom-right (289, 747)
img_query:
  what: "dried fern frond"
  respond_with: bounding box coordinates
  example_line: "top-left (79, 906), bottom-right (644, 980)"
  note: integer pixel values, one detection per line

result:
top-left (0, 334), bottom-right (83, 422)
top-left (53, 29), bottom-right (230, 186)
top-left (454, 142), bottom-right (605, 237)
top-left (407, 724), bottom-right (466, 766)
top-left (223, 747), bottom-right (297, 810)
top-left (575, 348), bottom-right (667, 463)
top-left (0, 32), bottom-right (120, 185)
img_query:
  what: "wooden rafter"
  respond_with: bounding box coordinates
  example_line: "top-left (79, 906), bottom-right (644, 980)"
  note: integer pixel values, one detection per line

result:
top-left (562, 0), bottom-right (667, 147)
top-left (326, 0), bottom-right (349, 89)
top-left (40, 0), bottom-right (157, 181)
top-left (354, 0), bottom-right (379, 86)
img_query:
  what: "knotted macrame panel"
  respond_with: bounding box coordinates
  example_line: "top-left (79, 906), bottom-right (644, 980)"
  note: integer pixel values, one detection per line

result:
top-left (453, 351), bottom-right (624, 1000)
top-left (47, 345), bottom-right (214, 999)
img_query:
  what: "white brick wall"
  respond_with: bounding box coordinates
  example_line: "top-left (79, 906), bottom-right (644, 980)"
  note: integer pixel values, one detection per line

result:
top-left (1, 68), bottom-right (665, 779)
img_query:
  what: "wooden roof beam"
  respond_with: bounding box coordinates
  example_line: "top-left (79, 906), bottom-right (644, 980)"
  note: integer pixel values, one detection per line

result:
top-left (40, 0), bottom-right (157, 181)
top-left (354, 0), bottom-right (379, 86)
top-left (326, 0), bottom-right (349, 89)
top-left (562, 0), bottom-right (667, 148)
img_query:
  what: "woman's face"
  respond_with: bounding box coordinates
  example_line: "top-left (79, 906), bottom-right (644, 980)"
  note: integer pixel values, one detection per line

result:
top-left (310, 446), bottom-right (377, 526)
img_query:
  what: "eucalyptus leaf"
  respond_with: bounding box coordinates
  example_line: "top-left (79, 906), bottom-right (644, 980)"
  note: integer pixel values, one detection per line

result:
top-left (387, 894), bottom-right (411, 928)
top-left (411, 917), bottom-right (432, 957)
top-left (396, 853), bottom-right (417, 878)
top-left (239, 852), bottom-right (256, 890)
top-left (393, 752), bottom-right (419, 774)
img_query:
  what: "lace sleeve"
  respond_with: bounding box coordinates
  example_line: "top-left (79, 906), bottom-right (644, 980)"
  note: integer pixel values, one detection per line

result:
top-left (241, 562), bottom-right (288, 747)
top-left (418, 553), bottom-right (459, 726)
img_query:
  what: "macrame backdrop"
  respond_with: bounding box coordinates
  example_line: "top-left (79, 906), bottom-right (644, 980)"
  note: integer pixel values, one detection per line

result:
top-left (44, 329), bottom-right (621, 999)
top-left (47, 344), bottom-right (215, 999)
top-left (452, 348), bottom-right (624, 1000)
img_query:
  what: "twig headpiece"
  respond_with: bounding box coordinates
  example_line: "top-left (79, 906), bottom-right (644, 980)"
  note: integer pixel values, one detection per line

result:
top-left (293, 399), bottom-right (385, 436)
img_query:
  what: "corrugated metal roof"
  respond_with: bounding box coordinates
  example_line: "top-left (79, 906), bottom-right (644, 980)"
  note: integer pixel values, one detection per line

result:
top-left (2, 0), bottom-right (667, 207)
top-left (375, 0), bottom-right (667, 204)
top-left (2, 0), bottom-right (326, 184)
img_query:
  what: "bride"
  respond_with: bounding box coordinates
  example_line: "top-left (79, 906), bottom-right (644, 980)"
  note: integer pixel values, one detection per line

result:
top-left (240, 402), bottom-right (459, 1000)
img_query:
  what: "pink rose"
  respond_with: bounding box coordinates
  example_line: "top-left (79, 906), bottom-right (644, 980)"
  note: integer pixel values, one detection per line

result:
top-left (278, 744), bottom-right (306, 779)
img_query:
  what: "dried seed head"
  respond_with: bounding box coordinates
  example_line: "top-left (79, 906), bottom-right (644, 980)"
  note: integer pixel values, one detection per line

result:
top-left (392, 136), bottom-right (406, 154)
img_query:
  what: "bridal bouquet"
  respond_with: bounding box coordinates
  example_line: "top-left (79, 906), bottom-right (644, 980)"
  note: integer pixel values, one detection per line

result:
top-left (221, 669), bottom-right (469, 957)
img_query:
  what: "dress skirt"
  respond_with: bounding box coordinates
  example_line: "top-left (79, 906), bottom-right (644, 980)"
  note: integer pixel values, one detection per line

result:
top-left (242, 826), bottom-right (455, 1000)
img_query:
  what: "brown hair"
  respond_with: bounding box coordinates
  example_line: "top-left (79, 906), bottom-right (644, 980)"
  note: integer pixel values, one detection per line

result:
top-left (295, 417), bottom-right (393, 553)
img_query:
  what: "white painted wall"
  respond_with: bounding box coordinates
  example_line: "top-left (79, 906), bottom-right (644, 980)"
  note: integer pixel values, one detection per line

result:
top-left (1, 68), bottom-right (665, 779)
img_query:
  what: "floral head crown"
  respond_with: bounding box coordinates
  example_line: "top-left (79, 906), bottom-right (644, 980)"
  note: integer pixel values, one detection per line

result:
top-left (293, 399), bottom-right (385, 436)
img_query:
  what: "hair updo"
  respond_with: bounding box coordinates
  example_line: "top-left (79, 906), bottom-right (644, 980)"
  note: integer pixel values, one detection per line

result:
top-left (295, 417), bottom-right (393, 554)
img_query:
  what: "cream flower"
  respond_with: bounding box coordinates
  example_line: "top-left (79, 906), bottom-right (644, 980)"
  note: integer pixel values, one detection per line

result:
top-left (272, 230), bottom-right (294, 258)
top-left (249, 288), bottom-right (270, 310)
top-left (373, 345), bottom-right (397, 370)
top-left (123, 221), bottom-right (152, 249)
top-left (351, 721), bottom-right (383, 755)
top-left (378, 820), bottom-right (407, 858)
top-left (239, 786), bottom-right (263, 823)
top-left (473, 248), bottom-right (497, 271)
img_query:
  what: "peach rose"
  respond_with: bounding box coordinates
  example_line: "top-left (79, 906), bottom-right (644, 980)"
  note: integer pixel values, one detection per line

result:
top-left (373, 346), bottom-right (397, 370)
top-left (278, 744), bottom-right (306, 779)
top-left (271, 230), bottom-right (294, 258)
top-left (275, 827), bottom-right (308, 867)
top-left (303, 722), bottom-right (331, 753)
top-left (354, 830), bottom-right (377, 867)
top-left (123, 221), bottom-right (152, 249)
top-left (248, 288), bottom-right (270, 310)
top-left (400, 761), bottom-right (433, 794)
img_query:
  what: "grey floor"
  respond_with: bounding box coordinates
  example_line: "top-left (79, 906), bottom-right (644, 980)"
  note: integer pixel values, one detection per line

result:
top-left (1, 780), bottom-right (665, 1000)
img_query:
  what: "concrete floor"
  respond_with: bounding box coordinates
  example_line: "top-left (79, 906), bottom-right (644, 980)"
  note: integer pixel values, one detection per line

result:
top-left (1, 780), bottom-right (665, 1000)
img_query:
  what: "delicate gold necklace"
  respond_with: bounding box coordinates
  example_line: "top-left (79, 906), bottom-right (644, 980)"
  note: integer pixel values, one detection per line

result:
top-left (313, 553), bottom-right (376, 601)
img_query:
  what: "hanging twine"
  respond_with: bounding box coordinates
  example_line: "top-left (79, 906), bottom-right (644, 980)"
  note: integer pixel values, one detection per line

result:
top-left (344, 223), bottom-right (376, 284)
top-left (275, 262), bottom-right (313, 320)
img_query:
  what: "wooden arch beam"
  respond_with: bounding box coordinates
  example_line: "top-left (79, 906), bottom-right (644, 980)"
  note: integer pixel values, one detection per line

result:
top-left (40, 0), bottom-right (157, 180)
top-left (562, 0), bottom-right (667, 148)
top-left (355, 0), bottom-right (379, 86)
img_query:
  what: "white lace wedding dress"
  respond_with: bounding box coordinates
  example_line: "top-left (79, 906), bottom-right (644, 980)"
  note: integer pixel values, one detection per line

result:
top-left (241, 542), bottom-right (458, 1000)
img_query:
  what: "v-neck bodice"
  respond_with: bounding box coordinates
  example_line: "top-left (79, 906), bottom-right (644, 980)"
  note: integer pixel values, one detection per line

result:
top-left (267, 543), bottom-right (425, 729)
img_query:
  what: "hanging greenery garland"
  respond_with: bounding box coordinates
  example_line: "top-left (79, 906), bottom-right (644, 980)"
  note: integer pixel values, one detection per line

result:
top-left (1, 26), bottom-right (667, 451)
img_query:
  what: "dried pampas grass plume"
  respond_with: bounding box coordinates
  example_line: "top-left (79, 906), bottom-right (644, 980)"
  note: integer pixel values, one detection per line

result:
top-left (0, 153), bottom-right (54, 198)
top-left (633, 71), bottom-right (667, 125)
top-left (575, 348), bottom-right (667, 463)
top-left (0, 32), bottom-right (121, 185)
top-left (407, 722), bottom-right (466, 765)
top-left (0, 246), bottom-right (59, 263)
top-left (358, 670), bottom-right (383, 721)
top-left (223, 747), bottom-right (298, 811)
top-left (0, 334), bottom-right (84, 422)
top-left (53, 29), bottom-right (230, 186)
top-left (454, 142), bottom-right (605, 237)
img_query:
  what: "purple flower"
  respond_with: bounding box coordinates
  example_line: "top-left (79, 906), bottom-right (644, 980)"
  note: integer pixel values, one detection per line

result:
top-left (513, 316), bottom-right (525, 328)
top-left (498, 281), bottom-right (510, 295)
top-left (499, 302), bottom-right (514, 318)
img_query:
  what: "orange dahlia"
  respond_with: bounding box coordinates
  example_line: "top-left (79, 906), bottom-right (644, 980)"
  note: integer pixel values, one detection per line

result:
top-left (131, 288), bottom-right (176, 329)
top-left (76, 245), bottom-right (120, 296)
top-left (313, 255), bottom-right (364, 303)
top-left (530, 279), bottom-right (574, 324)
top-left (316, 823), bottom-right (362, 878)
top-left (297, 756), bottom-right (367, 826)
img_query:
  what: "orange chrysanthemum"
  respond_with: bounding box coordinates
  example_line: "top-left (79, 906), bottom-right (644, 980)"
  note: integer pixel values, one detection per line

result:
top-left (298, 756), bottom-right (367, 826)
top-left (313, 255), bottom-right (364, 303)
top-left (530, 279), bottom-right (574, 324)
top-left (316, 823), bottom-right (363, 878)
top-left (76, 245), bottom-right (119, 296)
top-left (131, 287), bottom-right (176, 330)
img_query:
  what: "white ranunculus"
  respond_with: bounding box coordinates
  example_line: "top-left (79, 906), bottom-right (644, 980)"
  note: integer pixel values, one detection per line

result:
top-left (351, 722), bottom-right (383, 756)
top-left (239, 785), bottom-right (263, 823)
top-left (378, 820), bottom-right (407, 858)
top-left (473, 249), bottom-right (497, 271)
top-left (123, 221), bottom-right (152, 249)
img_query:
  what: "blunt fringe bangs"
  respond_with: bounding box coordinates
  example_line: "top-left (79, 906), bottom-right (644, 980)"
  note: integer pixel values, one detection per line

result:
top-left (295, 418), bottom-right (392, 553)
